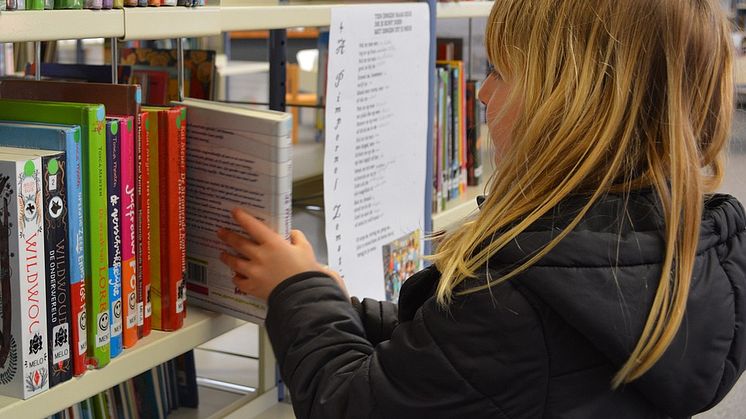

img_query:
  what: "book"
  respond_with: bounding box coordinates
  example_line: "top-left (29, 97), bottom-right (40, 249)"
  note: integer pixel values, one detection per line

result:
top-left (175, 350), bottom-right (198, 408)
top-left (136, 111), bottom-right (151, 339)
top-left (26, 0), bottom-right (44, 9)
top-left (25, 63), bottom-right (132, 84)
top-left (179, 98), bottom-right (291, 322)
top-left (105, 119), bottom-right (123, 359)
top-left (142, 106), bottom-right (186, 331)
top-left (0, 147), bottom-right (73, 388)
top-left (101, 0), bottom-right (112, 7)
top-left (0, 153), bottom-right (48, 399)
top-left (84, 0), bottom-right (101, 9)
top-left (5, 0), bottom-right (24, 9)
top-left (466, 80), bottom-right (482, 187)
top-left (0, 122), bottom-right (87, 377)
top-left (141, 111), bottom-right (161, 337)
top-left (132, 70), bottom-right (170, 106)
top-left (118, 117), bottom-right (138, 349)
top-left (53, 0), bottom-right (83, 8)
top-left (123, 0), bottom-right (135, 5)
top-left (0, 99), bottom-right (111, 370)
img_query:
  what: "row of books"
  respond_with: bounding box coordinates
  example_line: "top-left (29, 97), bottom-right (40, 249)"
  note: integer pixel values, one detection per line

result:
top-left (0, 79), bottom-right (190, 399)
top-left (0, 75), bottom-right (292, 400)
top-left (47, 350), bottom-right (199, 419)
top-left (433, 59), bottom-right (483, 213)
top-left (2, 0), bottom-right (204, 10)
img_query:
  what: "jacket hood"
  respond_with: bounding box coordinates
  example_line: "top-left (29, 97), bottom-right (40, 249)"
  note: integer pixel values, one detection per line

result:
top-left (487, 192), bottom-right (746, 417)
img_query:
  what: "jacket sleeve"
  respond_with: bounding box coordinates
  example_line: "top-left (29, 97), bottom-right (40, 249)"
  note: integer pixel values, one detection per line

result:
top-left (350, 296), bottom-right (398, 345)
top-left (264, 272), bottom-right (509, 419)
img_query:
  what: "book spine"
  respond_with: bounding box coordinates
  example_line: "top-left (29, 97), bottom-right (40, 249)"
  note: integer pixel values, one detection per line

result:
top-left (44, 0), bottom-right (53, 8)
top-left (18, 158), bottom-right (49, 398)
top-left (106, 119), bottom-right (123, 359)
top-left (138, 113), bottom-right (152, 337)
top-left (101, 0), bottom-right (112, 7)
top-left (66, 130), bottom-right (87, 377)
top-left (26, 0), bottom-right (43, 9)
top-left (43, 154), bottom-right (73, 387)
top-left (147, 111), bottom-right (162, 332)
top-left (466, 80), bottom-right (481, 187)
top-left (112, 0), bottom-right (121, 6)
top-left (120, 118), bottom-right (138, 349)
top-left (84, 0), bottom-right (101, 8)
top-left (156, 108), bottom-right (186, 331)
top-left (147, 0), bottom-right (159, 6)
top-left (137, 0), bottom-right (146, 6)
top-left (84, 111), bottom-right (110, 369)
top-left (176, 108), bottom-right (187, 323)
top-left (161, 0), bottom-right (175, 5)
top-left (53, 0), bottom-right (83, 9)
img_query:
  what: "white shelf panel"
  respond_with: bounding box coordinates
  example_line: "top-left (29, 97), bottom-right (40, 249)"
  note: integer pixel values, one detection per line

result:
top-left (221, 4), bottom-right (334, 31)
top-left (0, 307), bottom-right (244, 418)
top-left (436, 1), bottom-right (493, 19)
top-left (122, 6), bottom-right (221, 40)
top-left (432, 182), bottom-right (486, 231)
top-left (0, 9), bottom-right (124, 43)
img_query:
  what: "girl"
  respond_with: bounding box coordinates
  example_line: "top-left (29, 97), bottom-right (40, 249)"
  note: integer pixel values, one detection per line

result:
top-left (217, 0), bottom-right (746, 417)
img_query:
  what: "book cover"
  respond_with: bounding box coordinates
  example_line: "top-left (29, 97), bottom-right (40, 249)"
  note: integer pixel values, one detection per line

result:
top-left (105, 119), bottom-right (123, 359)
top-left (138, 112), bottom-right (152, 338)
top-left (0, 147), bottom-right (73, 388)
top-left (0, 99), bottom-right (111, 369)
top-left (53, 0), bottom-right (83, 9)
top-left (142, 106), bottom-right (185, 331)
top-left (0, 154), bottom-right (48, 399)
top-left (178, 98), bottom-right (291, 323)
top-left (142, 110), bottom-right (161, 336)
top-left (118, 117), bottom-right (138, 349)
top-left (0, 122), bottom-right (87, 376)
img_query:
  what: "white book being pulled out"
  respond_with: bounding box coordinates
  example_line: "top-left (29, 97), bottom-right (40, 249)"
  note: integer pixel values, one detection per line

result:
top-left (177, 98), bottom-right (292, 323)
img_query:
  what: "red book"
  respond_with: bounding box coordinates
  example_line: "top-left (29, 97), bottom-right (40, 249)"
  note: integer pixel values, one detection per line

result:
top-left (137, 112), bottom-right (152, 338)
top-left (144, 106), bottom-right (186, 331)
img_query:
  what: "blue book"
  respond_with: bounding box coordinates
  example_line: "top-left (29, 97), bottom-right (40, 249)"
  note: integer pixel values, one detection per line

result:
top-left (106, 119), bottom-right (123, 358)
top-left (0, 122), bottom-right (88, 375)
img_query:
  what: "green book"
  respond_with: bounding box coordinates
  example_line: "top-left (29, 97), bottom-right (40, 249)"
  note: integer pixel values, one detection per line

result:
top-left (0, 99), bottom-right (110, 369)
top-left (26, 0), bottom-right (44, 8)
top-left (54, 0), bottom-right (83, 8)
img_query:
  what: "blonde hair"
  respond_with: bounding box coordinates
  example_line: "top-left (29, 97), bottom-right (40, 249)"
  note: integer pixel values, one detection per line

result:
top-left (432, 0), bottom-right (733, 388)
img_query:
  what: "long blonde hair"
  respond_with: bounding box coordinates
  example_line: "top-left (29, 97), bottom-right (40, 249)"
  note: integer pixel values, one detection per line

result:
top-left (432, 0), bottom-right (733, 388)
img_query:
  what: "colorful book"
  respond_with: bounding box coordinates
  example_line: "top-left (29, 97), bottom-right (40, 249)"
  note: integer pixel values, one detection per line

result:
top-left (137, 0), bottom-right (146, 6)
top-left (0, 153), bottom-right (48, 399)
top-left (142, 110), bottom-right (162, 336)
top-left (5, 0), bottom-right (24, 9)
top-left (84, 0), bottom-right (101, 8)
top-left (112, 0), bottom-right (121, 6)
top-left (143, 106), bottom-right (186, 331)
top-left (0, 99), bottom-right (110, 370)
top-left (138, 112), bottom-right (152, 338)
top-left (26, 0), bottom-right (42, 8)
top-left (179, 98), bottom-right (291, 323)
top-left (123, 0), bottom-right (136, 5)
top-left (53, 0), bottom-right (83, 9)
top-left (101, 0), bottom-right (112, 7)
top-left (0, 122), bottom-right (87, 377)
top-left (105, 119), bottom-right (123, 359)
top-left (118, 117), bottom-right (138, 349)
top-left (0, 147), bottom-right (73, 388)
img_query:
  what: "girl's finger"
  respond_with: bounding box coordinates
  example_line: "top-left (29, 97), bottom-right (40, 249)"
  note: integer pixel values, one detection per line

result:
top-left (290, 229), bottom-right (312, 250)
top-left (219, 252), bottom-right (254, 278)
top-left (217, 228), bottom-right (259, 259)
top-left (232, 208), bottom-right (276, 244)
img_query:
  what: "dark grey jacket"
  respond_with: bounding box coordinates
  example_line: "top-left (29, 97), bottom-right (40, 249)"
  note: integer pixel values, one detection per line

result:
top-left (265, 192), bottom-right (746, 418)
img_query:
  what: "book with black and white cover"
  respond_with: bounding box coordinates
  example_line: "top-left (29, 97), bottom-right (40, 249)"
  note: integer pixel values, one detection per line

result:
top-left (0, 153), bottom-right (48, 399)
top-left (177, 98), bottom-right (291, 323)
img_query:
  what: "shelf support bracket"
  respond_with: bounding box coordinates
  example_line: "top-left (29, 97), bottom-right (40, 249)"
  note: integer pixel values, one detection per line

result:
top-left (34, 41), bottom-right (41, 80)
top-left (177, 37), bottom-right (186, 102)
top-left (111, 38), bottom-right (118, 84)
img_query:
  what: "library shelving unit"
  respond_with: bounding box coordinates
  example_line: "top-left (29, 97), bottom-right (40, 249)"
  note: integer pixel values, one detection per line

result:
top-left (0, 1), bottom-right (493, 417)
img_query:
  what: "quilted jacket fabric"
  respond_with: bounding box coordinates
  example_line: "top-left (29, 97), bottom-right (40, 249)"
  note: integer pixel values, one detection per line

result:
top-left (265, 192), bottom-right (746, 419)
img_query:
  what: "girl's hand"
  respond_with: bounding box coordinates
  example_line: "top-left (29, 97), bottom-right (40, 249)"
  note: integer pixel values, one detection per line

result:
top-left (217, 208), bottom-right (346, 302)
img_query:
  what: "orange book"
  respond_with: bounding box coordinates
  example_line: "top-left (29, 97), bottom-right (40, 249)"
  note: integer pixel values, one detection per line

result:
top-left (143, 106), bottom-right (186, 331)
top-left (137, 112), bottom-right (152, 338)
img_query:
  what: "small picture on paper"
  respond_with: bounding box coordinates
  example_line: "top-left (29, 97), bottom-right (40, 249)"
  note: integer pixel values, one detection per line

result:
top-left (382, 230), bottom-right (423, 303)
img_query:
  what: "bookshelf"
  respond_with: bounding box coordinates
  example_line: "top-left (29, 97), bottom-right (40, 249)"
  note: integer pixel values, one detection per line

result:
top-left (0, 307), bottom-right (243, 418)
top-left (0, 1), bottom-right (494, 417)
top-left (0, 1), bottom-right (494, 42)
